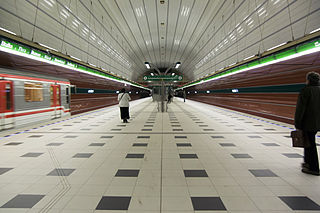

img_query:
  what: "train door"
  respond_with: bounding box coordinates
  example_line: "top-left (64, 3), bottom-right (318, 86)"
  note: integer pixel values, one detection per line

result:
top-left (50, 84), bottom-right (61, 119)
top-left (0, 81), bottom-right (14, 130)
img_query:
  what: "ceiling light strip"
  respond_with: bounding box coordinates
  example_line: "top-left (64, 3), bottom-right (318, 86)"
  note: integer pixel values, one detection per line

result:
top-left (0, 38), bottom-right (149, 91)
top-left (179, 38), bottom-right (320, 90)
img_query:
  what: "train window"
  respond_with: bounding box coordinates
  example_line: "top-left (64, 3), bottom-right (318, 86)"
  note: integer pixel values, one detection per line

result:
top-left (5, 83), bottom-right (11, 110)
top-left (24, 82), bottom-right (43, 102)
top-left (66, 87), bottom-right (70, 104)
top-left (56, 87), bottom-right (60, 104)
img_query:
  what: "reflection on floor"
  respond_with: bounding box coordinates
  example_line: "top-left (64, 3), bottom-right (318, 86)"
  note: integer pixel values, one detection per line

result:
top-left (0, 97), bottom-right (320, 212)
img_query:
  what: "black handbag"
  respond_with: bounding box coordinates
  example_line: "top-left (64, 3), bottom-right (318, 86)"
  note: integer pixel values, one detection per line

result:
top-left (291, 130), bottom-right (310, 148)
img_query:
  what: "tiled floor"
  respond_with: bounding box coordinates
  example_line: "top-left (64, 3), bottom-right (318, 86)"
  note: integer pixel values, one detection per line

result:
top-left (0, 97), bottom-right (320, 212)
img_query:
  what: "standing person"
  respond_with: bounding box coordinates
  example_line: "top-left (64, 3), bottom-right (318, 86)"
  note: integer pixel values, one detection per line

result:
top-left (118, 88), bottom-right (131, 123)
top-left (168, 92), bottom-right (172, 104)
top-left (183, 90), bottom-right (186, 102)
top-left (294, 72), bottom-right (320, 176)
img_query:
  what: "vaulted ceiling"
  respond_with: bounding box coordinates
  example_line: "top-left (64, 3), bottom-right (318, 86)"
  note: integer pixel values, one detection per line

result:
top-left (0, 0), bottom-right (319, 82)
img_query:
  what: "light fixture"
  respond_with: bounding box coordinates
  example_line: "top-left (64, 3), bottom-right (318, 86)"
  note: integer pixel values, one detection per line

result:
top-left (145, 62), bottom-right (151, 69)
top-left (267, 42), bottom-right (286, 51)
top-left (206, 90), bottom-right (210, 93)
top-left (172, 72), bottom-right (175, 76)
top-left (175, 62), bottom-right (181, 69)
top-left (310, 27), bottom-right (320, 34)
top-left (0, 27), bottom-right (16, 35)
top-left (38, 43), bottom-right (58, 52)
top-left (150, 73), bottom-right (154, 76)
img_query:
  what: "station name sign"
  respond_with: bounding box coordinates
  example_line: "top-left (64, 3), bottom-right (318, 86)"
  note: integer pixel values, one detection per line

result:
top-left (143, 75), bottom-right (182, 81)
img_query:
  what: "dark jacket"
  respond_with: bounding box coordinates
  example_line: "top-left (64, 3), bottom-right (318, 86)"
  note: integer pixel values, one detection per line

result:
top-left (294, 83), bottom-right (320, 131)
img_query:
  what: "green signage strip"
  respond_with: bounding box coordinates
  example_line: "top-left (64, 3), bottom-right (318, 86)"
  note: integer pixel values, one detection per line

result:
top-left (143, 75), bottom-right (183, 81)
top-left (180, 38), bottom-right (320, 89)
top-left (0, 37), bottom-right (148, 90)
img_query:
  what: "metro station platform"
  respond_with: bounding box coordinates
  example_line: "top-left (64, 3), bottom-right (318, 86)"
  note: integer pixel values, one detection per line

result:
top-left (0, 98), bottom-right (320, 213)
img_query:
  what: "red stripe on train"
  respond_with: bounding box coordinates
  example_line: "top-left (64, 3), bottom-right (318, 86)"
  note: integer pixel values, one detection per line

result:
top-left (5, 108), bottom-right (70, 118)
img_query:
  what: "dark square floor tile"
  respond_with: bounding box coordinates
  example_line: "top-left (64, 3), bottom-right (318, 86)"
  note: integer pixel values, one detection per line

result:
top-left (89, 143), bottom-right (105, 146)
top-left (191, 197), bottom-right (226, 210)
top-left (28, 135), bottom-right (43, 138)
top-left (80, 128), bottom-right (91, 130)
top-left (176, 143), bottom-right (192, 147)
top-left (279, 196), bottom-right (320, 210)
top-left (262, 143), bottom-right (280, 146)
top-left (173, 129), bottom-right (183, 131)
top-left (265, 128), bottom-right (276, 131)
top-left (5, 142), bottom-right (22, 146)
top-left (111, 129), bottom-right (122, 131)
top-left (249, 169), bottom-right (278, 177)
top-left (137, 136), bottom-right (150, 138)
top-left (234, 129), bottom-right (245, 131)
top-left (63, 125), bottom-right (72, 126)
top-left (47, 168), bottom-right (75, 176)
top-left (175, 136), bottom-right (187, 138)
top-left (179, 154), bottom-right (198, 159)
top-left (282, 153), bottom-right (303, 158)
top-left (284, 135), bottom-right (291, 138)
top-left (97, 122), bottom-right (105, 123)
top-left (100, 136), bottom-right (113, 138)
top-left (193, 119), bottom-right (200, 121)
top-left (211, 136), bottom-right (224, 139)
top-left (146, 122), bottom-right (154, 123)
top-left (144, 125), bottom-right (153, 127)
top-left (1, 194), bottom-right (45, 208)
top-left (0, 168), bottom-right (13, 175)
top-left (100, 135), bottom-right (113, 138)
top-left (184, 170), bottom-right (208, 177)
top-left (73, 153), bottom-right (93, 158)
top-left (133, 143), bottom-right (148, 147)
top-left (73, 121), bottom-right (81, 123)
top-left (199, 125), bottom-right (208, 127)
top-left (220, 143), bottom-right (236, 147)
top-left (248, 136), bottom-right (261, 138)
top-left (231, 154), bottom-right (252, 158)
top-left (21, 153), bottom-right (43, 157)
top-left (141, 129), bottom-right (152, 131)
top-left (245, 122), bottom-right (253, 123)
top-left (51, 128), bottom-right (62, 130)
top-left (90, 125), bottom-right (99, 127)
top-left (203, 129), bottom-right (214, 131)
top-left (195, 122), bottom-right (204, 124)
top-left (254, 125), bottom-right (263, 126)
top-left (171, 125), bottom-right (181, 127)
top-left (96, 196), bottom-right (131, 210)
top-left (117, 125), bottom-right (126, 127)
top-left (64, 136), bottom-right (77, 138)
top-left (126, 154), bottom-right (144, 158)
top-left (115, 169), bottom-right (139, 177)
top-left (227, 125), bottom-right (235, 127)
top-left (170, 122), bottom-right (179, 124)
top-left (47, 143), bottom-right (63, 146)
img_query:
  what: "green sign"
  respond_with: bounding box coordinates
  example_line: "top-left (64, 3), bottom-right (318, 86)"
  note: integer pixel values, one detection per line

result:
top-left (143, 75), bottom-right (183, 81)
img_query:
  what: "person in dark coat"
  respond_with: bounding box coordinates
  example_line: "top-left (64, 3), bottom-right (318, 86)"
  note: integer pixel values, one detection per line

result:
top-left (294, 71), bottom-right (320, 176)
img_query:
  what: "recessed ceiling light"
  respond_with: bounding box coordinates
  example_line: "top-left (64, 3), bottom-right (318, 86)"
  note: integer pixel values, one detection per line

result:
top-left (160, 0), bottom-right (165, 4)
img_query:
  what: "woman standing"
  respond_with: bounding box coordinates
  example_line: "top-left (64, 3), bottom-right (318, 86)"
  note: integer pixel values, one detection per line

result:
top-left (118, 88), bottom-right (131, 123)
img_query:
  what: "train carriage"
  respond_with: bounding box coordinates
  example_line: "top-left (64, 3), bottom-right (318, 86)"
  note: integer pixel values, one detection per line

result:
top-left (0, 68), bottom-right (70, 130)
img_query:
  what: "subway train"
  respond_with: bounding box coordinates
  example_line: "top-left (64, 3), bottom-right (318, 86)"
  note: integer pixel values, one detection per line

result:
top-left (0, 68), bottom-right (71, 130)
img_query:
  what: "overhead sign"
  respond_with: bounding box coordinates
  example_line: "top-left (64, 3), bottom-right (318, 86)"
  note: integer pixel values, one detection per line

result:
top-left (143, 75), bottom-right (183, 81)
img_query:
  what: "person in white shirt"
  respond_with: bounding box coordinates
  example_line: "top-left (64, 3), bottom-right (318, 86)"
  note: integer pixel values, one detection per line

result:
top-left (118, 88), bottom-right (131, 123)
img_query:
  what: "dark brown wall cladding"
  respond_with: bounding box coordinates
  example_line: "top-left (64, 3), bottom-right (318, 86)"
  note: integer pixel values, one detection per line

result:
top-left (188, 94), bottom-right (297, 124)
top-left (187, 51), bottom-right (320, 125)
top-left (71, 94), bottom-right (140, 115)
top-left (69, 80), bottom-right (140, 115)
